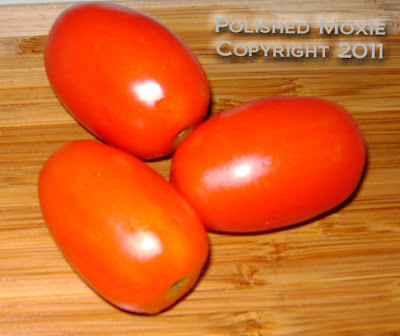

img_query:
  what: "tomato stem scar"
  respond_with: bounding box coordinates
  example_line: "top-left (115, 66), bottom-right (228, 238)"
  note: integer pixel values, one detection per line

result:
top-left (173, 126), bottom-right (195, 148)
top-left (167, 276), bottom-right (190, 298)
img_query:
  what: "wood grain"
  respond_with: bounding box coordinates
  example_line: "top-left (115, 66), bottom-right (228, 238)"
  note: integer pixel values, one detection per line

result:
top-left (1, 1), bottom-right (400, 335)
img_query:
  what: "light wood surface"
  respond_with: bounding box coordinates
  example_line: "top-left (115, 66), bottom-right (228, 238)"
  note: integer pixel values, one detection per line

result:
top-left (1, 1), bottom-right (400, 335)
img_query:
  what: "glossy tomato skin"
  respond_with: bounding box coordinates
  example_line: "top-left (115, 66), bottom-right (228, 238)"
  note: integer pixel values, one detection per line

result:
top-left (170, 97), bottom-right (367, 233)
top-left (45, 3), bottom-right (210, 159)
top-left (38, 140), bottom-right (209, 314)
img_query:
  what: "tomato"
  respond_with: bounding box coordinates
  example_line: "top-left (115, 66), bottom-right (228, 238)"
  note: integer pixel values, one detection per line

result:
top-left (38, 140), bottom-right (209, 314)
top-left (44, 3), bottom-right (210, 159)
top-left (170, 97), bottom-right (367, 233)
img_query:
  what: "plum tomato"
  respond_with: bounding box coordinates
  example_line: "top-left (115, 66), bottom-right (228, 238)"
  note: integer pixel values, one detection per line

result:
top-left (38, 140), bottom-right (209, 314)
top-left (170, 97), bottom-right (367, 233)
top-left (44, 2), bottom-right (210, 159)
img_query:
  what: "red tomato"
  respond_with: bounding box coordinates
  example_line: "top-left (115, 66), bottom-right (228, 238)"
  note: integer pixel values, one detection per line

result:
top-left (44, 3), bottom-right (210, 159)
top-left (38, 140), bottom-right (209, 314)
top-left (170, 97), bottom-right (367, 233)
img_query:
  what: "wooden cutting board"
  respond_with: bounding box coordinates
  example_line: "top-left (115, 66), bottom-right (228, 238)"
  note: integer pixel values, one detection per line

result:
top-left (1, 1), bottom-right (399, 335)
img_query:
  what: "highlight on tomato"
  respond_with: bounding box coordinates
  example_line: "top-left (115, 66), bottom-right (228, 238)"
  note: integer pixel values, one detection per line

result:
top-left (38, 140), bottom-right (209, 314)
top-left (45, 2), bottom-right (210, 159)
top-left (170, 96), bottom-right (367, 233)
